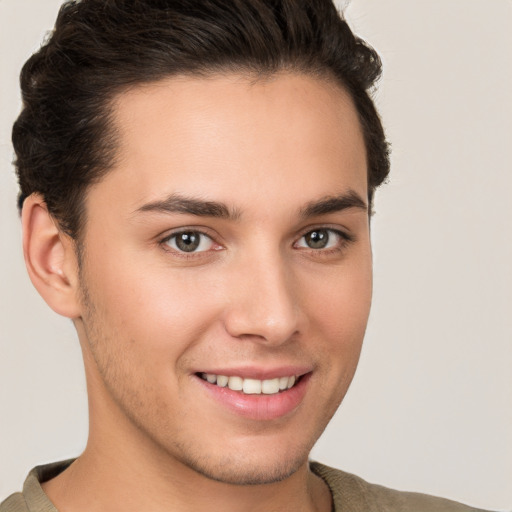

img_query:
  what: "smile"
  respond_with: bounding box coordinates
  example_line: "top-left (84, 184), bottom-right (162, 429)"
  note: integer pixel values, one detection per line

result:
top-left (199, 373), bottom-right (297, 395)
top-left (195, 370), bottom-right (312, 420)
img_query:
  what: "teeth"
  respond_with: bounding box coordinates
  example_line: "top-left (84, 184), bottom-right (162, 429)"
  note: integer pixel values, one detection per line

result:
top-left (243, 379), bottom-right (262, 394)
top-left (216, 375), bottom-right (228, 387)
top-left (228, 376), bottom-right (243, 391)
top-left (201, 373), bottom-right (298, 395)
top-left (262, 378), bottom-right (280, 394)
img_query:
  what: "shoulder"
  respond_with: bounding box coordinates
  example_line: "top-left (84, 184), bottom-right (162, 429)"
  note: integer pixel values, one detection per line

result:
top-left (1, 460), bottom-right (74, 512)
top-left (310, 461), bottom-right (496, 512)
top-left (0, 493), bottom-right (29, 512)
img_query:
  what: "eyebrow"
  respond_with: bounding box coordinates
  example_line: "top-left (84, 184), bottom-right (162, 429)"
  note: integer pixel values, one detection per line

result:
top-left (299, 190), bottom-right (368, 219)
top-left (135, 193), bottom-right (241, 220)
top-left (134, 189), bottom-right (367, 221)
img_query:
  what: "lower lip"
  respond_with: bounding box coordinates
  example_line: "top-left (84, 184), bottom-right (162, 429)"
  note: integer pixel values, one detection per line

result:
top-left (195, 373), bottom-right (311, 421)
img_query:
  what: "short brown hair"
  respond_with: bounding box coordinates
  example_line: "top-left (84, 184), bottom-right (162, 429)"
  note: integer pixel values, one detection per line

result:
top-left (13, 0), bottom-right (390, 240)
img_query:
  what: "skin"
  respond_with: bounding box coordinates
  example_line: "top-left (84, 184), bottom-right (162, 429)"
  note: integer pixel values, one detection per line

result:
top-left (24, 72), bottom-right (372, 512)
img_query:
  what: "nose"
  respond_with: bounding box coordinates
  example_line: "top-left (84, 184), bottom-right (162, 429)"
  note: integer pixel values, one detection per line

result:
top-left (222, 250), bottom-right (302, 346)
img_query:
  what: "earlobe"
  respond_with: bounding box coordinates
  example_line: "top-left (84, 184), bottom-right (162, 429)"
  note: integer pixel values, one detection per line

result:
top-left (22, 194), bottom-right (81, 319)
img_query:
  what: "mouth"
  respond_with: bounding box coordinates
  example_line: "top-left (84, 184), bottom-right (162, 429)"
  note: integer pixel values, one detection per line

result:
top-left (194, 368), bottom-right (312, 420)
top-left (197, 372), bottom-right (299, 395)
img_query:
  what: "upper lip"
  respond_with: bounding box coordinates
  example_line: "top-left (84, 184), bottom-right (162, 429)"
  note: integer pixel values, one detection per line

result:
top-left (193, 365), bottom-right (312, 380)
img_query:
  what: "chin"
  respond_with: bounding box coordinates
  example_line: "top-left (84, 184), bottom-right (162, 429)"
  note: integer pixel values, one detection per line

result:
top-left (180, 451), bottom-right (308, 486)
top-left (164, 432), bottom-right (314, 486)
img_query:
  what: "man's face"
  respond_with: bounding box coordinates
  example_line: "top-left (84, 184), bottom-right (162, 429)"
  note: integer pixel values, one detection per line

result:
top-left (75, 73), bottom-right (372, 484)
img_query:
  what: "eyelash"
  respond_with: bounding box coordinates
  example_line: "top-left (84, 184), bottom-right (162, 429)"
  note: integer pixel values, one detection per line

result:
top-left (294, 228), bottom-right (354, 256)
top-left (159, 227), bottom-right (354, 258)
top-left (160, 229), bottom-right (220, 259)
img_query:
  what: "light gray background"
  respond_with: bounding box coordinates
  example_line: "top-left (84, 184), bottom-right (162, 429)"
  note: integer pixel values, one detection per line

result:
top-left (1, 1), bottom-right (510, 510)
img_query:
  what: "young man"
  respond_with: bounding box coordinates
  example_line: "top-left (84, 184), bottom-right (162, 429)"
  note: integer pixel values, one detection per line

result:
top-left (0, 1), bottom-right (501, 511)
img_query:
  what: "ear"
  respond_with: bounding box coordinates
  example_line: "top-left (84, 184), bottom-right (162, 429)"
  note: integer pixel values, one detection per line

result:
top-left (22, 194), bottom-right (82, 319)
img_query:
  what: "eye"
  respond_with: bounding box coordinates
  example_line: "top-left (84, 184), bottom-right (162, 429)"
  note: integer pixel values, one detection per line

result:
top-left (164, 231), bottom-right (215, 253)
top-left (295, 228), bottom-right (347, 250)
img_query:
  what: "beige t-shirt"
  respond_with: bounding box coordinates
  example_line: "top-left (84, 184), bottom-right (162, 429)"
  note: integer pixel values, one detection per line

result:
top-left (0, 460), bottom-right (494, 512)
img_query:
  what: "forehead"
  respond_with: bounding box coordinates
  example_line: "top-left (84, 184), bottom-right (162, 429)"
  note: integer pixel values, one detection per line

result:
top-left (91, 72), bottom-right (367, 218)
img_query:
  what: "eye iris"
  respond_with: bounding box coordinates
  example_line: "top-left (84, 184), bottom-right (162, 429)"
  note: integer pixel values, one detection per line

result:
top-left (305, 230), bottom-right (329, 249)
top-left (175, 232), bottom-right (200, 252)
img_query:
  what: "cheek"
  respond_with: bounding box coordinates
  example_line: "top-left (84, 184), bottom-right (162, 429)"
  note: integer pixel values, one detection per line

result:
top-left (300, 253), bottom-right (372, 385)
top-left (306, 257), bottom-right (372, 338)
top-left (81, 251), bottom-right (223, 366)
